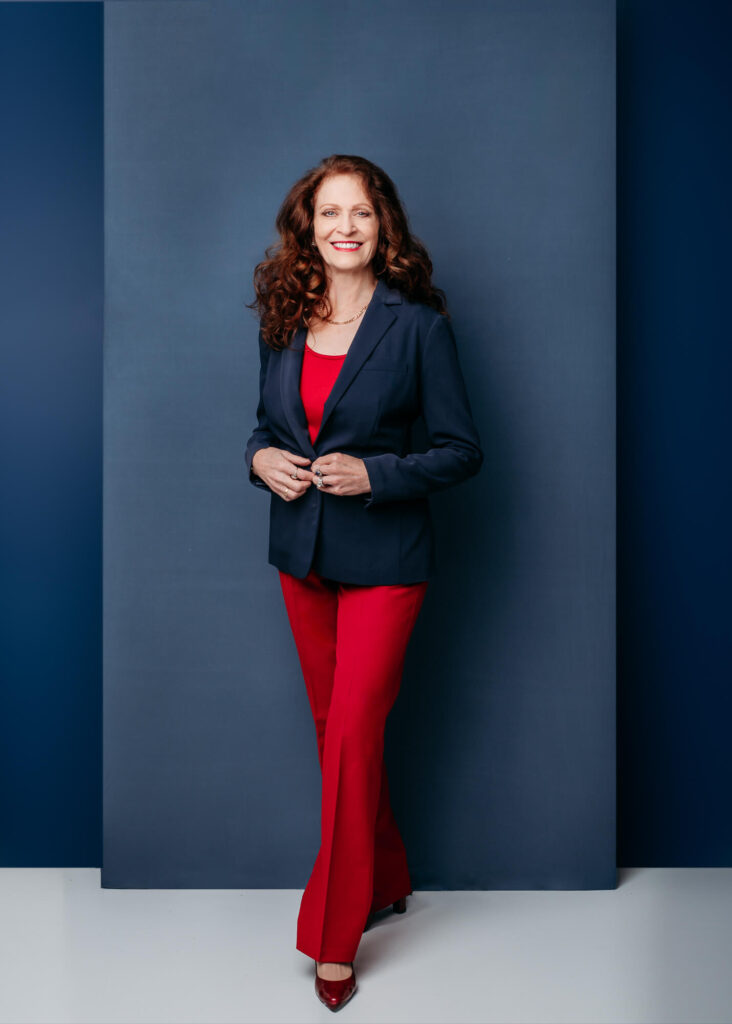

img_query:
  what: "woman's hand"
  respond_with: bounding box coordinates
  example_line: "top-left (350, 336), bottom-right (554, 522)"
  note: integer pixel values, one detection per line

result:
top-left (251, 447), bottom-right (315, 501)
top-left (310, 452), bottom-right (372, 498)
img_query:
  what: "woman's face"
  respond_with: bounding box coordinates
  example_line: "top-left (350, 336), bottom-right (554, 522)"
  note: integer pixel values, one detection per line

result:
top-left (311, 173), bottom-right (379, 278)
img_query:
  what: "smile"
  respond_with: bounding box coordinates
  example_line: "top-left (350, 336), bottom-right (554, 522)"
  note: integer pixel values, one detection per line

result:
top-left (331, 242), bottom-right (363, 250)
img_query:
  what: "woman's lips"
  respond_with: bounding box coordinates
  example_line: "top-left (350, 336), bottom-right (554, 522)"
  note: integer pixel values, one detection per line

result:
top-left (331, 241), bottom-right (363, 250)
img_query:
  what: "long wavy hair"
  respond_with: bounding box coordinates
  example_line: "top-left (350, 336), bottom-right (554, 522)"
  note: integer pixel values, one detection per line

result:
top-left (246, 154), bottom-right (449, 351)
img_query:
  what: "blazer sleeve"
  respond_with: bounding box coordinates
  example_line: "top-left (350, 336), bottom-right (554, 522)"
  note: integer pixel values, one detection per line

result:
top-left (244, 328), bottom-right (278, 492)
top-left (361, 313), bottom-right (483, 506)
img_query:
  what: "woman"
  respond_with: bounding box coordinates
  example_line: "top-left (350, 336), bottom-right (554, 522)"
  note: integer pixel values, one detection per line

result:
top-left (244, 154), bottom-right (483, 1010)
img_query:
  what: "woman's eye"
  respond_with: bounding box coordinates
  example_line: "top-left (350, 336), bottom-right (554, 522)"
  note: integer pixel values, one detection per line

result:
top-left (322, 210), bottom-right (371, 216)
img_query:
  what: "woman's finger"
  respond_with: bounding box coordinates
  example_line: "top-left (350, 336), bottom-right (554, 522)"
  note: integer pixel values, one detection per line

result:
top-left (280, 450), bottom-right (312, 466)
top-left (275, 471), bottom-right (310, 499)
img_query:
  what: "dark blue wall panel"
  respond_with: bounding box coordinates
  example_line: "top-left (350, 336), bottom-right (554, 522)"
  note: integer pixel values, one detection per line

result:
top-left (617, 0), bottom-right (732, 865)
top-left (0, 3), bottom-right (103, 866)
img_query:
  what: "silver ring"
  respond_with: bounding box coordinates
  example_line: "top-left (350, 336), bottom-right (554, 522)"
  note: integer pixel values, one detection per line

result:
top-left (290, 470), bottom-right (298, 480)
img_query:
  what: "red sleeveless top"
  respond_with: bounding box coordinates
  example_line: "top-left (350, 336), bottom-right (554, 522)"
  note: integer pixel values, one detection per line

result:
top-left (299, 341), bottom-right (347, 445)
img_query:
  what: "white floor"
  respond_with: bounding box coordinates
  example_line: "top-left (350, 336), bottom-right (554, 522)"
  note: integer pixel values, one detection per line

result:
top-left (0, 868), bottom-right (731, 1023)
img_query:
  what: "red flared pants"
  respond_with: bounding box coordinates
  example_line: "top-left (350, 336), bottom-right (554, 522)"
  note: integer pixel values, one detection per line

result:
top-left (278, 566), bottom-right (429, 963)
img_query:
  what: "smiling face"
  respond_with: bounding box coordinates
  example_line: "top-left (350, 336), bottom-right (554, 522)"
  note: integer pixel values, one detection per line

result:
top-left (311, 173), bottom-right (380, 277)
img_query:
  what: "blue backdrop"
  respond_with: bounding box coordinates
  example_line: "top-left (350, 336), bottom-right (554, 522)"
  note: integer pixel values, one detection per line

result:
top-left (102, 0), bottom-right (615, 890)
top-left (9, 0), bottom-right (727, 879)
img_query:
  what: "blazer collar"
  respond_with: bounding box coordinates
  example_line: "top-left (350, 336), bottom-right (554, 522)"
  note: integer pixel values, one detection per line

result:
top-left (280, 277), bottom-right (402, 458)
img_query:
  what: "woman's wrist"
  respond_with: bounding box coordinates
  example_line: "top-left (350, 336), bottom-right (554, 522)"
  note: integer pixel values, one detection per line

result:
top-left (252, 447), bottom-right (269, 478)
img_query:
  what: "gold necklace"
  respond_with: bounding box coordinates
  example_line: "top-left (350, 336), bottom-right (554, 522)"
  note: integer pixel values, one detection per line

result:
top-left (325, 301), bottom-right (369, 325)
top-left (308, 288), bottom-right (373, 350)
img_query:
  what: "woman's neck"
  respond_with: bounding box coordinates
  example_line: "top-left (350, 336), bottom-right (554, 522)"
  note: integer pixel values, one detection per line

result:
top-left (317, 273), bottom-right (377, 321)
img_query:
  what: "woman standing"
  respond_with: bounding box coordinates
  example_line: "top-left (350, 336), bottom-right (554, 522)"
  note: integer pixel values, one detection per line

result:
top-left (245, 154), bottom-right (483, 1010)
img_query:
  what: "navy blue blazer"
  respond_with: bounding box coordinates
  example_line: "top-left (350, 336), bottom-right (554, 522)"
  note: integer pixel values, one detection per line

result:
top-left (244, 277), bottom-right (483, 584)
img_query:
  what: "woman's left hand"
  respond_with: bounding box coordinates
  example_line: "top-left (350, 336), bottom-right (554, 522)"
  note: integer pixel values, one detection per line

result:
top-left (310, 452), bottom-right (372, 497)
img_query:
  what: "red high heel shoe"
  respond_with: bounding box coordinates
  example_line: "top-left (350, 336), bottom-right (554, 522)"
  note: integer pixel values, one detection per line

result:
top-left (363, 893), bottom-right (409, 932)
top-left (314, 962), bottom-right (357, 1011)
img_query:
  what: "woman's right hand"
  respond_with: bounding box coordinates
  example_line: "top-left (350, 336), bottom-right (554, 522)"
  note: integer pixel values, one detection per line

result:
top-left (251, 447), bottom-right (315, 501)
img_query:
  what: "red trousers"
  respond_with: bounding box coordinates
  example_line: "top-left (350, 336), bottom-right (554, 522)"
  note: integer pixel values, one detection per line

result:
top-left (278, 566), bottom-right (429, 963)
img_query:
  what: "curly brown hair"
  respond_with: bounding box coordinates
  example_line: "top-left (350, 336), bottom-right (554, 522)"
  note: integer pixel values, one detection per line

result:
top-left (246, 154), bottom-right (449, 350)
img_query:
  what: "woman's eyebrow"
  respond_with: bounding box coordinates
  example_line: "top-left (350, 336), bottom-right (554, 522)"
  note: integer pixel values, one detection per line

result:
top-left (317, 203), bottom-right (373, 210)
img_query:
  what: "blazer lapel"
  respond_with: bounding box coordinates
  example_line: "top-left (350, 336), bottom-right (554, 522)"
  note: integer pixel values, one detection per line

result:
top-left (279, 278), bottom-right (401, 457)
top-left (280, 329), bottom-right (315, 458)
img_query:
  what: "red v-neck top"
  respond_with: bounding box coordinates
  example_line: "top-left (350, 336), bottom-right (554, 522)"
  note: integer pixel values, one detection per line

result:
top-left (300, 341), bottom-right (347, 445)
